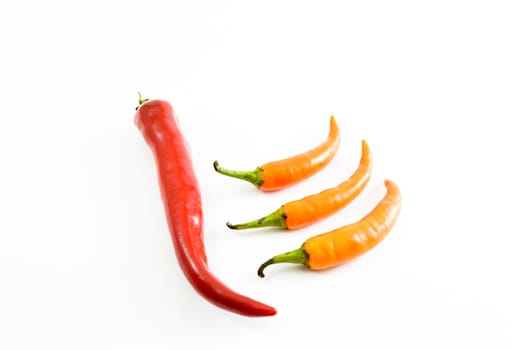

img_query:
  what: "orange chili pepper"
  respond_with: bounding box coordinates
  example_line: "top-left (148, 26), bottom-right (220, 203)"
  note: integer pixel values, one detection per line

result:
top-left (226, 139), bottom-right (372, 230)
top-left (257, 179), bottom-right (401, 277)
top-left (213, 116), bottom-right (340, 192)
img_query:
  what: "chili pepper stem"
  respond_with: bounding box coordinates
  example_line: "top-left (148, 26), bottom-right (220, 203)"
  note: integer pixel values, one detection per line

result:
top-left (226, 207), bottom-right (287, 230)
top-left (213, 160), bottom-right (264, 189)
top-left (257, 246), bottom-right (309, 278)
top-left (136, 92), bottom-right (150, 110)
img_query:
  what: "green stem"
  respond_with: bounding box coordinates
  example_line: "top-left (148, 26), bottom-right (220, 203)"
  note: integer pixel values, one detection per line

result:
top-left (213, 160), bottom-right (264, 189)
top-left (257, 245), bottom-right (309, 278)
top-left (138, 91), bottom-right (150, 105)
top-left (226, 207), bottom-right (287, 230)
top-left (136, 92), bottom-right (150, 110)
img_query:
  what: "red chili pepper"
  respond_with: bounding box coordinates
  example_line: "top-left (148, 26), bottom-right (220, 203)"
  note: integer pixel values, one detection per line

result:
top-left (135, 96), bottom-right (276, 317)
top-left (213, 116), bottom-right (340, 191)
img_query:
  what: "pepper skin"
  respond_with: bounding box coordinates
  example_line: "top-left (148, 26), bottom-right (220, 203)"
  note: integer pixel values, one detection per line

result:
top-left (213, 116), bottom-right (340, 192)
top-left (227, 139), bottom-right (372, 230)
top-left (257, 180), bottom-right (401, 277)
top-left (135, 97), bottom-right (276, 316)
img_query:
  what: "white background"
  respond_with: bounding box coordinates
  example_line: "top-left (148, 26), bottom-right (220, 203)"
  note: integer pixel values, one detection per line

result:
top-left (1, 0), bottom-right (525, 349)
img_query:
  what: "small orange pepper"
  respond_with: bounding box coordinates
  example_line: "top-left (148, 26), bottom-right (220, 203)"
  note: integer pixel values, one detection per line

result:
top-left (227, 139), bottom-right (372, 230)
top-left (213, 116), bottom-right (340, 192)
top-left (257, 179), bottom-right (401, 277)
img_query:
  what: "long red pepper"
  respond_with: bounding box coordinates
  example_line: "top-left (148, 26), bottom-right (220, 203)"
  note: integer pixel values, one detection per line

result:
top-left (135, 97), bottom-right (276, 317)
